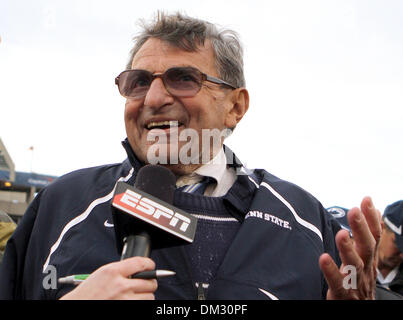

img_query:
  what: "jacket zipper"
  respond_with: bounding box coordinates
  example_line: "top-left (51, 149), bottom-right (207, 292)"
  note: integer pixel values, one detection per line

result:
top-left (195, 282), bottom-right (209, 300)
top-left (178, 246), bottom-right (208, 300)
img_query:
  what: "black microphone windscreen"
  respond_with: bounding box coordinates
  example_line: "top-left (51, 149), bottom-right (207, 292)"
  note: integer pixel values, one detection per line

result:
top-left (134, 164), bottom-right (176, 204)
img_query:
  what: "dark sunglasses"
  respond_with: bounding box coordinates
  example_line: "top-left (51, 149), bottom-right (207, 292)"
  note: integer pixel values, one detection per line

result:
top-left (115, 66), bottom-right (237, 99)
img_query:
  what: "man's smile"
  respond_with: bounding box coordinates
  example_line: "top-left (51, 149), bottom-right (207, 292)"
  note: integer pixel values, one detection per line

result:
top-left (145, 120), bottom-right (184, 131)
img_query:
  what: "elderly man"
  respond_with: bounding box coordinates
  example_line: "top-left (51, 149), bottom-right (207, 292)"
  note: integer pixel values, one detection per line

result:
top-left (0, 12), bottom-right (381, 300)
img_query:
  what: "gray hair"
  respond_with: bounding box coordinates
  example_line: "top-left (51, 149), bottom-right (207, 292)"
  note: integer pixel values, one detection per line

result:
top-left (126, 12), bottom-right (245, 88)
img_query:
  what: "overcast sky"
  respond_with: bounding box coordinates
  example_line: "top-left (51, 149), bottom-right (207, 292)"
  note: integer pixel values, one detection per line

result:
top-left (1, 0), bottom-right (402, 213)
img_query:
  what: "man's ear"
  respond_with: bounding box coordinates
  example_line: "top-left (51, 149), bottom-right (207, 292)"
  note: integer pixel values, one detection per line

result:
top-left (224, 87), bottom-right (249, 129)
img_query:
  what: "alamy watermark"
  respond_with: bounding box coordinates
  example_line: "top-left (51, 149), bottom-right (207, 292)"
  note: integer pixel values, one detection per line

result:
top-left (42, 264), bottom-right (57, 290)
top-left (146, 123), bottom-right (231, 165)
top-left (144, 123), bottom-right (253, 176)
top-left (342, 265), bottom-right (357, 290)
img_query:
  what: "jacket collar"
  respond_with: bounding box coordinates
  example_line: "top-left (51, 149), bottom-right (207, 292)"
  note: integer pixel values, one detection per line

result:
top-left (121, 138), bottom-right (145, 174)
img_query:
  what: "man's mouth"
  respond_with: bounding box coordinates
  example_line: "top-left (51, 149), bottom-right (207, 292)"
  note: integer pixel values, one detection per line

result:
top-left (145, 120), bottom-right (184, 130)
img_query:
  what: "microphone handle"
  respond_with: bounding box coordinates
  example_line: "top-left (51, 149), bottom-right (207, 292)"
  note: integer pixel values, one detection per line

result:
top-left (121, 231), bottom-right (151, 259)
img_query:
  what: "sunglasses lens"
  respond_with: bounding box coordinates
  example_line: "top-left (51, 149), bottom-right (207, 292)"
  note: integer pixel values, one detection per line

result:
top-left (118, 70), bottom-right (152, 98)
top-left (117, 67), bottom-right (204, 98)
top-left (164, 68), bottom-right (202, 96)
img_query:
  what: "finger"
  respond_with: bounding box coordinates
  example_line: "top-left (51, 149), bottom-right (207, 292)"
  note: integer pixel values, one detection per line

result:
top-left (360, 196), bottom-right (382, 246)
top-left (115, 257), bottom-right (156, 278)
top-left (347, 207), bottom-right (376, 268)
top-left (119, 292), bottom-right (155, 300)
top-left (132, 293), bottom-right (155, 300)
top-left (335, 229), bottom-right (363, 273)
top-left (319, 253), bottom-right (345, 299)
top-left (127, 278), bottom-right (158, 293)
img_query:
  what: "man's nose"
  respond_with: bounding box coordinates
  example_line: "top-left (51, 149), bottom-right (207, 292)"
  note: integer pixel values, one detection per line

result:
top-left (143, 77), bottom-right (174, 109)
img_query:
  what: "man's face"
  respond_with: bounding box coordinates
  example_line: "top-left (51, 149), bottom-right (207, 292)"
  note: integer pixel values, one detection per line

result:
top-left (378, 227), bottom-right (403, 270)
top-left (124, 38), bottom-right (240, 174)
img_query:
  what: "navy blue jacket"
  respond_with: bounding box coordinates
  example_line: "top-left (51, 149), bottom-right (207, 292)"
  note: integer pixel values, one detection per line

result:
top-left (0, 141), bottom-right (340, 299)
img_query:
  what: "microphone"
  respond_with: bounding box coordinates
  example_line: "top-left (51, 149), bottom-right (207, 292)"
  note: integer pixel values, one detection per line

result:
top-left (111, 164), bottom-right (197, 260)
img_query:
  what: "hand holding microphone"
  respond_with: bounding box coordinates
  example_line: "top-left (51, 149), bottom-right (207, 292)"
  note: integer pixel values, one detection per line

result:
top-left (59, 257), bottom-right (157, 300)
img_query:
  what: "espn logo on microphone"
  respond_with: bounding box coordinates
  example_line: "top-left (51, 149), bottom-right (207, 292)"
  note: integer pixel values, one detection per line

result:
top-left (112, 182), bottom-right (197, 243)
top-left (119, 189), bottom-right (190, 231)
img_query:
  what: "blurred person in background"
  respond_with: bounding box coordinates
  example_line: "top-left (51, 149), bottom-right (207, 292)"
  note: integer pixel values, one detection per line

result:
top-left (0, 210), bottom-right (16, 265)
top-left (327, 205), bottom-right (403, 299)
top-left (377, 200), bottom-right (403, 295)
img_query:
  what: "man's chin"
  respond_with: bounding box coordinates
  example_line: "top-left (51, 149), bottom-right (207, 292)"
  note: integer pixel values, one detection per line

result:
top-left (142, 142), bottom-right (222, 175)
top-left (148, 162), bottom-right (203, 176)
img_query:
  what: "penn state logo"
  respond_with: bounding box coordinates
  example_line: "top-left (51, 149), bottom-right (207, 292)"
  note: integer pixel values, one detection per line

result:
top-left (328, 207), bottom-right (347, 219)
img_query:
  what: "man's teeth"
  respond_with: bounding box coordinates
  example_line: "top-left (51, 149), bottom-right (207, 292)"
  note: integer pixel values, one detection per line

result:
top-left (147, 121), bottom-right (180, 130)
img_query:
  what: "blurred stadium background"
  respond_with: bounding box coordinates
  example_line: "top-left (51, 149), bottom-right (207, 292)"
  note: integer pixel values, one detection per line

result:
top-left (0, 137), bottom-right (57, 224)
